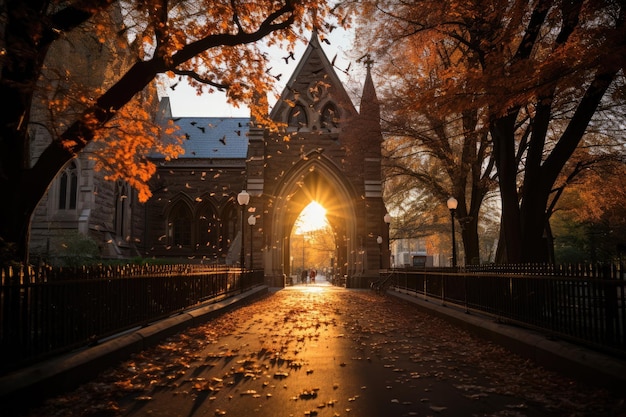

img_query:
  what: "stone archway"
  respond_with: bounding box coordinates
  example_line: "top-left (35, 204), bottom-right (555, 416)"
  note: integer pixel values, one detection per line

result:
top-left (243, 32), bottom-right (388, 287)
top-left (268, 153), bottom-right (358, 281)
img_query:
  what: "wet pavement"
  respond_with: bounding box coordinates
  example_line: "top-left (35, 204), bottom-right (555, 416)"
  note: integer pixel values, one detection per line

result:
top-left (18, 277), bottom-right (626, 416)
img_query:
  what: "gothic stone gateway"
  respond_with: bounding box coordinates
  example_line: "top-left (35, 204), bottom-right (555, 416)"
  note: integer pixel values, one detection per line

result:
top-left (147, 34), bottom-right (389, 287)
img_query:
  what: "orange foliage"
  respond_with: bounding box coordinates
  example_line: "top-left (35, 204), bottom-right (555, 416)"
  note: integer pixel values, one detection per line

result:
top-left (68, 0), bottom-right (352, 202)
top-left (90, 97), bottom-right (185, 202)
top-left (356, 0), bottom-right (625, 263)
top-left (1, 0), bottom-right (360, 261)
top-left (563, 162), bottom-right (626, 224)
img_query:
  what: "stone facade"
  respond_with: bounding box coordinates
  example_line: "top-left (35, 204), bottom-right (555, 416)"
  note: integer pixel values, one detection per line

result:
top-left (29, 6), bottom-right (145, 264)
top-left (246, 34), bottom-right (388, 285)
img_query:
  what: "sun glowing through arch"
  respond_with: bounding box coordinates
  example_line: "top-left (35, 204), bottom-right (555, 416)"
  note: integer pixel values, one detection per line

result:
top-left (294, 201), bottom-right (329, 234)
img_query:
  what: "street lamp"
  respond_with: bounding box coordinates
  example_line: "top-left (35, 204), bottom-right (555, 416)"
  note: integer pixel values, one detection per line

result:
top-left (248, 214), bottom-right (256, 269)
top-left (447, 196), bottom-right (458, 268)
top-left (376, 235), bottom-right (383, 269)
top-left (383, 213), bottom-right (391, 268)
top-left (237, 190), bottom-right (250, 272)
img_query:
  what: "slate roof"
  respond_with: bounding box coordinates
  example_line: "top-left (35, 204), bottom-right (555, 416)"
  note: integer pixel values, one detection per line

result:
top-left (154, 117), bottom-right (251, 159)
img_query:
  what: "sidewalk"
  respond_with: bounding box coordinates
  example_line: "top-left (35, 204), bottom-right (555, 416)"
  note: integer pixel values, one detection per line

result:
top-left (387, 287), bottom-right (626, 392)
top-left (11, 284), bottom-right (624, 417)
top-left (3, 282), bottom-right (625, 415)
top-left (0, 285), bottom-right (269, 413)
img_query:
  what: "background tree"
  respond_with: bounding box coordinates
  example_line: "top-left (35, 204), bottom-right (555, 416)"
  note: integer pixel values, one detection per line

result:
top-left (0, 0), bottom-right (349, 265)
top-left (356, 0), bottom-right (626, 263)
top-left (355, 4), bottom-right (498, 265)
top-left (380, 110), bottom-right (497, 265)
top-left (486, 0), bottom-right (626, 263)
top-left (551, 157), bottom-right (626, 263)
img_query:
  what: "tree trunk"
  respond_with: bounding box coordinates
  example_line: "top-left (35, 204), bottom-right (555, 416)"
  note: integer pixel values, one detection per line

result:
top-left (461, 216), bottom-right (480, 265)
top-left (490, 115), bottom-right (522, 264)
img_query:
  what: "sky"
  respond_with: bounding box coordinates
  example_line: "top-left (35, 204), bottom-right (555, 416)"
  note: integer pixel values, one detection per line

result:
top-left (159, 26), bottom-right (362, 118)
top-left (295, 201), bottom-right (331, 233)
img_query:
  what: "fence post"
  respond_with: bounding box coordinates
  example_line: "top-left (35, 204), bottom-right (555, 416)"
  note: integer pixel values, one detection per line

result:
top-left (603, 264), bottom-right (617, 345)
top-left (441, 273), bottom-right (446, 306)
top-left (464, 272), bottom-right (469, 314)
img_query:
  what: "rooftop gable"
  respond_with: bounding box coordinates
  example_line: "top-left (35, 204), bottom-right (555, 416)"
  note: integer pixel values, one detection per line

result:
top-left (270, 31), bottom-right (356, 124)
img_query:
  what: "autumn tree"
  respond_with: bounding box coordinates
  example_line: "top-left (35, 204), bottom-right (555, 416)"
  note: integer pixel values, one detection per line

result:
top-left (354, 5), bottom-right (498, 265)
top-left (380, 105), bottom-right (497, 265)
top-left (383, 161), bottom-right (501, 265)
top-left (551, 156), bottom-right (626, 263)
top-left (0, 0), bottom-right (349, 265)
top-left (357, 0), bottom-right (626, 263)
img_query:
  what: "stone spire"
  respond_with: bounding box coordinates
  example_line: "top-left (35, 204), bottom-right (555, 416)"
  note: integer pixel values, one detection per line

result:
top-left (359, 56), bottom-right (382, 144)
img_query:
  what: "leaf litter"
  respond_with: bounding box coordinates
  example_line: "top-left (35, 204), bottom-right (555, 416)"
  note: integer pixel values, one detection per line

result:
top-left (22, 287), bottom-right (626, 417)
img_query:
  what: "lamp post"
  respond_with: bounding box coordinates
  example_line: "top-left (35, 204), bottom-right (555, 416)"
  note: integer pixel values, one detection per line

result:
top-left (376, 235), bottom-right (383, 269)
top-left (237, 190), bottom-right (250, 271)
top-left (447, 196), bottom-right (458, 268)
top-left (383, 213), bottom-right (391, 268)
top-left (248, 214), bottom-right (256, 270)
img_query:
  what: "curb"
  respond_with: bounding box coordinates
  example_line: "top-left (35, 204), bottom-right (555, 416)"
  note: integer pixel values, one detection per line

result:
top-left (1, 285), bottom-right (269, 415)
top-left (388, 289), bottom-right (626, 393)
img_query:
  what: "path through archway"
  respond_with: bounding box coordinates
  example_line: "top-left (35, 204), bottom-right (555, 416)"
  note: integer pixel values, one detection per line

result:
top-left (289, 201), bottom-right (336, 284)
top-left (266, 157), bottom-right (358, 283)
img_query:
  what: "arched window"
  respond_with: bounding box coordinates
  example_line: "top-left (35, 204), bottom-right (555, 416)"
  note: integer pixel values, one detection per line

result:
top-left (168, 201), bottom-right (192, 246)
top-left (198, 205), bottom-right (219, 251)
top-left (288, 104), bottom-right (308, 128)
top-left (114, 181), bottom-right (132, 243)
top-left (58, 161), bottom-right (78, 210)
top-left (320, 102), bottom-right (339, 129)
top-left (220, 202), bottom-right (238, 253)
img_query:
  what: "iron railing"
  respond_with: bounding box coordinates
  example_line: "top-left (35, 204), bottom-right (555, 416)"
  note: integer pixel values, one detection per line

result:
top-left (390, 263), bottom-right (626, 358)
top-left (0, 264), bottom-right (264, 374)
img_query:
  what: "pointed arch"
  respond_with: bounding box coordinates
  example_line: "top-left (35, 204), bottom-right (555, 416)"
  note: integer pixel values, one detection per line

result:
top-left (58, 160), bottom-right (79, 210)
top-left (197, 199), bottom-right (219, 252)
top-left (219, 196), bottom-right (239, 256)
top-left (320, 101), bottom-right (339, 130)
top-left (287, 103), bottom-right (308, 129)
top-left (269, 152), bottom-right (359, 278)
top-left (166, 197), bottom-right (193, 247)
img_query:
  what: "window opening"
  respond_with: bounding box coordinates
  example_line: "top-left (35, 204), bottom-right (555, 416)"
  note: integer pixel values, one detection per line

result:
top-left (288, 104), bottom-right (308, 128)
top-left (320, 103), bottom-right (338, 129)
top-left (169, 202), bottom-right (192, 246)
top-left (59, 161), bottom-right (78, 210)
top-left (114, 180), bottom-right (131, 241)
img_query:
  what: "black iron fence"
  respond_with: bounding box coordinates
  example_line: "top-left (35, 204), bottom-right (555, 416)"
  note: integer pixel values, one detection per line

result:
top-left (390, 263), bottom-right (626, 358)
top-left (0, 264), bottom-right (264, 374)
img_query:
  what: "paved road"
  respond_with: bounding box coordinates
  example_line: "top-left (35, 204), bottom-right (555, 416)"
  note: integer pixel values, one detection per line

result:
top-left (20, 278), bottom-right (625, 416)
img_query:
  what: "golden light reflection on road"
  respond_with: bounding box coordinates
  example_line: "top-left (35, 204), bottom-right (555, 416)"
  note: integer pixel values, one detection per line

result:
top-left (301, 285), bottom-right (324, 293)
top-left (21, 278), bottom-right (619, 417)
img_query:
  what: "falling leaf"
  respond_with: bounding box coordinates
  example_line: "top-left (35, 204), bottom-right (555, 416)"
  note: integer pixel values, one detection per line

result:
top-left (430, 406), bottom-right (447, 413)
top-left (134, 396), bottom-right (152, 401)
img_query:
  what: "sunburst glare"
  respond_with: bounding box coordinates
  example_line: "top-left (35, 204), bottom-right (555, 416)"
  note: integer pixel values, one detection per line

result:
top-left (294, 201), bottom-right (329, 234)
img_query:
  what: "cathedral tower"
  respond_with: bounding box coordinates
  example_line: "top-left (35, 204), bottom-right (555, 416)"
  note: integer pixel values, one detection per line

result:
top-left (246, 33), bottom-right (388, 287)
